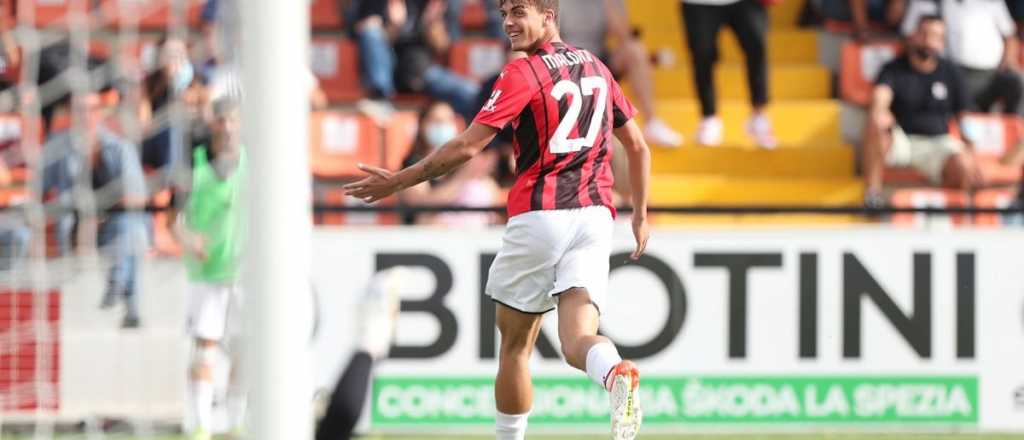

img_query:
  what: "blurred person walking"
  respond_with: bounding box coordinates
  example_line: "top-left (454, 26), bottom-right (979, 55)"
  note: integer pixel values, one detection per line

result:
top-left (168, 97), bottom-right (247, 440)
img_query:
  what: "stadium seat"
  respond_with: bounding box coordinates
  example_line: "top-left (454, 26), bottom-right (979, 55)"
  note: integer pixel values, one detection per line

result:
top-left (384, 111), bottom-right (418, 171)
top-left (460, 0), bottom-right (488, 31)
top-left (974, 187), bottom-right (1018, 226)
top-left (449, 38), bottom-right (506, 82)
top-left (0, 45), bottom-right (19, 84)
top-left (312, 37), bottom-right (364, 103)
top-left (839, 40), bottom-right (902, 106)
top-left (315, 188), bottom-right (399, 226)
top-left (0, 185), bottom-right (25, 207)
top-left (98, 0), bottom-right (204, 30)
top-left (952, 114), bottom-right (1023, 186)
top-left (19, 0), bottom-right (202, 28)
top-left (890, 188), bottom-right (969, 227)
top-left (309, 112), bottom-right (382, 179)
top-left (311, 0), bottom-right (343, 30)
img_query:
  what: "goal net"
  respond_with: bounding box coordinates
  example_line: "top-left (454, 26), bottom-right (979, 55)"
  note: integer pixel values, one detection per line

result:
top-left (0, 0), bottom-right (245, 437)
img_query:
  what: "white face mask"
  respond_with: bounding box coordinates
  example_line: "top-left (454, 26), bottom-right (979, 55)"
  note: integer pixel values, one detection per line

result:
top-left (424, 122), bottom-right (457, 149)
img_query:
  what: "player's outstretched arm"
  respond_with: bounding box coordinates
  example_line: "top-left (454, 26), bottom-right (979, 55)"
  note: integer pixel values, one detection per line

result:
top-left (613, 118), bottom-right (651, 260)
top-left (344, 122), bottom-right (499, 203)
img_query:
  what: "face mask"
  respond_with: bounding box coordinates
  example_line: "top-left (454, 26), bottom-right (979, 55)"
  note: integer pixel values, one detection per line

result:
top-left (424, 123), bottom-right (457, 149)
top-left (172, 61), bottom-right (194, 93)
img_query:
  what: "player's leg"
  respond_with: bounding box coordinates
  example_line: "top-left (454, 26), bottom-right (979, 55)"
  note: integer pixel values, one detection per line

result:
top-left (556, 289), bottom-right (640, 440)
top-left (185, 282), bottom-right (231, 440)
top-left (188, 337), bottom-right (219, 440)
top-left (316, 267), bottom-right (403, 440)
top-left (552, 207), bottom-right (640, 440)
top-left (494, 303), bottom-right (544, 440)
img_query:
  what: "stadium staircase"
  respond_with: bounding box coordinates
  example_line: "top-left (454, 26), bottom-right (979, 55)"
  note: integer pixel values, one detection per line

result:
top-left (624, 0), bottom-right (865, 224)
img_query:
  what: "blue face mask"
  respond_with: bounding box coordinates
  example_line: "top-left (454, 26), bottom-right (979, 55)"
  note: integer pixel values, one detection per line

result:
top-left (424, 123), bottom-right (457, 149)
top-left (172, 62), bottom-right (194, 93)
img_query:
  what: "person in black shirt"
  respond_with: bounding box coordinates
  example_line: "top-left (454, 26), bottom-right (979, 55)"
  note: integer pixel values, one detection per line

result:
top-left (863, 15), bottom-right (981, 203)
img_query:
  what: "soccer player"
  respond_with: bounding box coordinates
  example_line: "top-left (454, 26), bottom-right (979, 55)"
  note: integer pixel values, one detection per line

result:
top-left (343, 0), bottom-right (651, 438)
top-left (169, 97), bottom-right (246, 440)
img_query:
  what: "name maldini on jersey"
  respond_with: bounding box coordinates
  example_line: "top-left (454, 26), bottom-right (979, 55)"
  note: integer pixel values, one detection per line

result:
top-left (541, 49), bottom-right (595, 70)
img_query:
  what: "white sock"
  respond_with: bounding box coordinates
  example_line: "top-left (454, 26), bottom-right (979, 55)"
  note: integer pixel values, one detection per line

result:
top-left (190, 379), bottom-right (214, 433)
top-left (585, 342), bottom-right (622, 391)
top-left (495, 410), bottom-right (529, 440)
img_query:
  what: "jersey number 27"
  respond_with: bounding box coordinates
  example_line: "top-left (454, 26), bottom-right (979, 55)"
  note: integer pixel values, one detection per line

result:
top-left (549, 76), bottom-right (608, 154)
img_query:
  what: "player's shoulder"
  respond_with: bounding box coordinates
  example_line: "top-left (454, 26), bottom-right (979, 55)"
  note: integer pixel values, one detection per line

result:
top-left (502, 56), bottom-right (533, 77)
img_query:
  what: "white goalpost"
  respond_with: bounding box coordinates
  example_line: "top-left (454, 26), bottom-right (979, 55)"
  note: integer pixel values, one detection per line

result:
top-left (240, 0), bottom-right (313, 439)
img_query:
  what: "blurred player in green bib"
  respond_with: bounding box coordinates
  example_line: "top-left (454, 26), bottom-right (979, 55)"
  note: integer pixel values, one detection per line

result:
top-left (170, 97), bottom-right (246, 440)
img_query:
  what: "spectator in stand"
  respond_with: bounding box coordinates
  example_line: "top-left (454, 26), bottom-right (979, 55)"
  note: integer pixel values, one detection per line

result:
top-left (863, 15), bottom-right (980, 205)
top-left (818, 0), bottom-right (905, 40)
top-left (139, 37), bottom-right (195, 177)
top-left (900, 0), bottom-right (1022, 114)
top-left (0, 214), bottom-right (29, 271)
top-left (445, 0), bottom-right (507, 40)
top-left (351, 0), bottom-right (481, 123)
top-left (680, 0), bottom-right (778, 148)
top-left (560, 0), bottom-right (684, 147)
top-left (397, 101), bottom-right (501, 227)
top-left (35, 90), bottom-right (149, 328)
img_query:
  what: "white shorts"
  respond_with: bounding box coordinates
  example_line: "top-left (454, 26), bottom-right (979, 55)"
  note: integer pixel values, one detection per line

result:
top-left (486, 206), bottom-right (613, 314)
top-left (186, 282), bottom-right (241, 341)
top-left (888, 126), bottom-right (963, 184)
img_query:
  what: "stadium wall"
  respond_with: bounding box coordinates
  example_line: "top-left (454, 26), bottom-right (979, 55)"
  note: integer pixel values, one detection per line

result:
top-left (4, 226), bottom-right (1023, 434)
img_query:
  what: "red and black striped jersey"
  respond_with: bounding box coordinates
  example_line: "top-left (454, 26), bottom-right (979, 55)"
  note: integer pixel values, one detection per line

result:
top-left (473, 41), bottom-right (637, 218)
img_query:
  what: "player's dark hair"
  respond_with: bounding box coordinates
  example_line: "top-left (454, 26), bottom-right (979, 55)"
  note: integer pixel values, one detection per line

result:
top-left (499, 0), bottom-right (559, 20)
top-left (916, 14), bottom-right (943, 29)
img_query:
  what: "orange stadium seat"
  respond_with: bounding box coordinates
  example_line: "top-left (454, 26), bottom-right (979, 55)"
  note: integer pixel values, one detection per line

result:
top-left (450, 38), bottom-right (506, 82)
top-left (0, 46), bottom-right (19, 84)
top-left (312, 37), bottom-right (364, 103)
top-left (840, 40), bottom-right (902, 106)
top-left (0, 186), bottom-right (26, 207)
top-left (309, 112), bottom-right (382, 179)
top-left (952, 114), bottom-right (1023, 186)
top-left (99, 0), bottom-right (203, 30)
top-left (384, 111), bottom-right (419, 171)
top-left (311, 0), bottom-right (343, 30)
top-left (890, 188), bottom-right (969, 227)
top-left (461, 0), bottom-right (488, 30)
top-left (17, 0), bottom-right (73, 27)
top-left (18, 0), bottom-right (201, 28)
top-left (974, 187), bottom-right (1017, 226)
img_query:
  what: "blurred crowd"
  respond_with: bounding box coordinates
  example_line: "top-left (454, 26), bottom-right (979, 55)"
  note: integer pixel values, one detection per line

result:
top-left (810, 0), bottom-right (1024, 205)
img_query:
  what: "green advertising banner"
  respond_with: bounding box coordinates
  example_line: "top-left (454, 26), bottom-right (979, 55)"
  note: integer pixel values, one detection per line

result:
top-left (372, 376), bottom-right (978, 426)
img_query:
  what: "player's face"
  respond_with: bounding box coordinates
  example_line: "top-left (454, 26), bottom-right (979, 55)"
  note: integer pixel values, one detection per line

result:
top-left (212, 108), bottom-right (241, 155)
top-left (500, 1), bottom-right (553, 52)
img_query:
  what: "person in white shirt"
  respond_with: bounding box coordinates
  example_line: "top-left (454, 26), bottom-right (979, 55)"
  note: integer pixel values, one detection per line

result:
top-left (900, 0), bottom-right (1023, 113)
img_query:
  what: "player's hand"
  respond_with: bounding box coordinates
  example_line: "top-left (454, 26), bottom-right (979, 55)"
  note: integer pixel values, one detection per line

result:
top-left (187, 235), bottom-right (208, 262)
top-left (343, 163), bottom-right (401, 203)
top-left (630, 214), bottom-right (649, 260)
